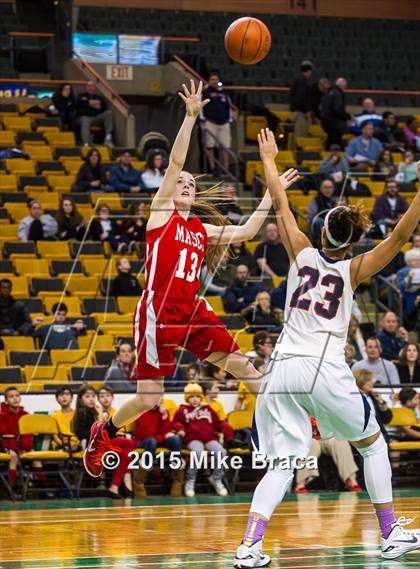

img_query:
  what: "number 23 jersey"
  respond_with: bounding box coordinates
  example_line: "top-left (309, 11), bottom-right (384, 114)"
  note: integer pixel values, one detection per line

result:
top-left (278, 247), bottom-right (353, 362)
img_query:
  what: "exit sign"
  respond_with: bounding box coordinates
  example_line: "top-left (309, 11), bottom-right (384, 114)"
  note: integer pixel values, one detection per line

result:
top-left (106, 65), bottom-right (133, 81)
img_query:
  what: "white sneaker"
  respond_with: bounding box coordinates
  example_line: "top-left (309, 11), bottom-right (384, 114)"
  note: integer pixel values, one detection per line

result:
top-left (208, 475), bottom-right (228, 496)
top-left (233, 540), bottom-right (271, 568)
top-left (381, 516), bottom-right (420, 559)
top-left (184, 480), bottom-right (195, 497)
top-left (104, 135), bottom-right (114, 148)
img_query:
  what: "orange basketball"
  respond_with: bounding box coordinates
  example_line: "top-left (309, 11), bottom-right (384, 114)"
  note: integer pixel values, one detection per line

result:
top-left (224, 17), bottom-right (271, 65)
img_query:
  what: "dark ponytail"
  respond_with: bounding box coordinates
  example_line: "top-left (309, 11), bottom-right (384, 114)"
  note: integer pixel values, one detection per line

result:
top-left (327, 204), bottom-right (370, 248)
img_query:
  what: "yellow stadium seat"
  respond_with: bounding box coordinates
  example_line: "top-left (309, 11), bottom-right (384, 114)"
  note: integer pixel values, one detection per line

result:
top-left (4, 203), bottom-right (28, 223)
top-left (82, 258), bottom-right (115, 277)
top-left (37, 241), bottom-right (70, 259)
top-left (3, 116), bottom-right (32, 132)
top-left (246, 116), bottom-right (267, 141)
top-left (21, 145), bottom-right (53, 160)
top-left (0, 130), bottom-right (16, 146)
top-left (233, 330), bottom-right (254, 353)
top-left (0, 351), bottom-right (6, 367)
top-left (367, 182), bottom-right (384, 196)
top-left (78, 334), bottom-right (114, 351)
top-left (0, 173), bottom-right (18, 191)
top-left (227, 410), bottom-right (253, 430)
top-left (272, 110), bottom-right (292, 122)
top-left (1, 336), bottom-right (35, 352)
top-left (386, 407), bottom-right (418, 427)
top-left (95, 313), bottom-right (131, 325)
top-left (66, 276), bottom-right (99, 296)
top-left (44, 131), bottom-right (76, 148)
top-left (0, 224), bottom-right (18, 238)
top-left (272, 276), bottom-right (286, 288)
top-left (15, 258), bottom-right (50, 278)
top-left (296, 137), bottom-right (324, 151)
top-left (205, 295), bottom-right (225, 315)
top-left (43, 296), bottom-right (81, 315)
top-left (24, 365), bottom-right (68, 383)
top-left (117, 296), bottom-right (139, 314)
top-left (47, 174), bottom-right (75, 192)
top-left (348, 196), bottom-right (376, 210)
top-left (308, 124), bottom-right (327, 138)
top-left (246, 241), bottom-right (260, 254)
top-left (50, 349), bottom-right (92, 366)
top-left (5, 159), bottom-right (35, 176)
top-left (35, 125), bottom-right (60, 134)
top-left (63, 160), bottom-right (83, 175)
top-left (81, 145), bottom-right (110, 161)
top-left (90, 193), bottom-right (120, 207)
top-left (5, 276), bottom-right (28, 297)
top-left (276, 150), bottom-right (295, 164)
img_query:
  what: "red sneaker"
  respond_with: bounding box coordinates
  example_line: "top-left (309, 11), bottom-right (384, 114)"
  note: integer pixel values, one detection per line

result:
top-left (345, 482), bottom-right (363, 492)
top-left (83, 421), bottom-right (111, 478)
top-left (293, 486), bottom-right (309, 494)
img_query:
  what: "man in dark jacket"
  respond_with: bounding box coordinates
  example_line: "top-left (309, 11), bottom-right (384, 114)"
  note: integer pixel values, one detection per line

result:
top-left (254, 223), bottom-right (289, 278)
top-left (35, 302), bottom-right (85, 350)
top-left (109, 151), bottom-right (144, 193)
top-left (76, 80), bottom-right (114, 146)
top-left (372, 179), bottom-right (409, 236)
top-left (377, 311), bottom-right (408, 361)
top-left (224, 265), bottom-right (262, 313)
top-left (319, 77), bottom-right (350, 149)
top-left (112, 258), bottom-right (142, 297)
top-left (374, 111), bottom-right (406, 152)
top-left (289, 60), bottom-right (314, 140)
top-left (0, 279), bottom-right (42, 336)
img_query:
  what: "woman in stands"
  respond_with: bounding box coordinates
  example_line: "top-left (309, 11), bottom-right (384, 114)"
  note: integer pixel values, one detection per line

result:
top-left (83, 80), bottom-right (298, 478)
top-left (49, 83), bottom-right (76, 131)
top-left (73, 148), bottom-right (110, 193)
top-left (55, 197), bottom-right (86, 241)
top-left (140, 151), bottom-right (166, 191)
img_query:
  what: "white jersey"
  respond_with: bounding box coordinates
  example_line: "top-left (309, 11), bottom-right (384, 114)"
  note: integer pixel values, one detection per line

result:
top-left (278, 247), bottom-right (353, 362)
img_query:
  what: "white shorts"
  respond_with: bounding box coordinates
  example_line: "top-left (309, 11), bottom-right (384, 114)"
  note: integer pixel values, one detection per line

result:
top-left (253, 355), bottom-right (380, 460)
top-left (204, 120), bottom-right (231, 148)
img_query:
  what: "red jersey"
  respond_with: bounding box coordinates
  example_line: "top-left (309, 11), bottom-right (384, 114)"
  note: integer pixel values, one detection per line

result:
top-left (0, 402), bottom-right (33, 452)
top-left (173, 404), bottom-right (233, 445)
top-left (144, 209), bottom-right (207, 301)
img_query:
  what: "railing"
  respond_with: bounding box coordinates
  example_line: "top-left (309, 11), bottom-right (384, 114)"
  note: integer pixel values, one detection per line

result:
top-left (372, 275), bottom-right (403, 328)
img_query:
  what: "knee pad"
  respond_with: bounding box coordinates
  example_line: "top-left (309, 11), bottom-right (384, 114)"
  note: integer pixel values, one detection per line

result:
top-left (356, 434), bottom-right (387, 458)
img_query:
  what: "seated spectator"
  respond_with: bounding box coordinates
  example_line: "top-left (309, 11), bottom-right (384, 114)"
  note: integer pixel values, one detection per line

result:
top-left (294, 417), bottom-right (361, 493)
top-left (104, 342), bottom-right (135, 392)
top-left (318, 144), bottom-right (349, 184)
top-left (89, 204), bottom-right (131, 253)
top-left (307, 178), bottom-right (336, 243)
top-left (345, 120), bottom-right (383, 167)
top-left (245, 331), bottom-right (274, 366)
top-left (72, 384), bottom-right (135, 498)
top-left (396, 248), bottom-right (420, 330)
top-left (377, 311), bottom-right (408, 361)
top-left (0, 279), bottom-right (42, 336)
top-left (402, 116), bottom-right (419, 151)
top-left (18, 199), bottom-right (58, 242)
top-left (352, 97), bottom-right (382, 134)
top-left (347, 314), bottom-right (366, 362)
top-left (35, 302), bottom-right (85, 350)
top-left (241, 290), bottom-right (282, 333)
top-left (354, 369), bottom-right (393, 441)
top-left (372, 179), bottom-right (409, 237)
top-left (224, 264), bottom-right (262, 313)
top-left (352, 337), bottom-right (400, 386)
top-left (98, 385), bottom-right (116, 422)
top-left (218, 183), bottom-right (245, 225)
top-left (373, 149), bottom-right (396, 181)
top-left (185, 363), bottom-right (201, 384)
top-left (202, 381), bottom-right (226, 420)
top-left (48, 83), bottom-right (76, 130)
top-left (201, 250), bottom-right (236, 295)
top-left (254, 223), bottom-right (289, 278)
top-left (345, 343), bottom-right (357, 367)
top-left (72, 148), bottom-right (110, 193)
top-left (112, 258), bottom-right (142, 297)
top-left (395, 388), bottom-right (420, 441)
top-left (119, 202), bottom-right (147, 244)
top-left (230, 242), bottom-right (257, 274)
top-left (397, 150), bottom-right (418, 184)
top-left (140, 151), bottom-right (165, 191)
top-left (396, 343), bottom-right (420, 384)
top-left (109, 151), bottom-right (144, 193)
top-left (173, 383), bottom-right (233, 497)
top-left (55, 197), bottom-right (86, 240)
top-left (52, 387), bottom-right (79, 450)
top-left (76, 80), bottom-right (113, 146)
top-left (204, 362), bottom-right (236, 390)
top-left (374, 111), bottom-right (406, 151)
top-left (134, 396), bottom-right (183, 498)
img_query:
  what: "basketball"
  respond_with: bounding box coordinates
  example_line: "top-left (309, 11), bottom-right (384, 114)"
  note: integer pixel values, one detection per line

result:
top-left (224, 17), bottom-right (271, 65)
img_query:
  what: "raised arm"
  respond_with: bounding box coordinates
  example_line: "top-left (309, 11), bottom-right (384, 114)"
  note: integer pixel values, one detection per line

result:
top-left (258, 128), bottom-right (311, 262)
top-left (351, 164), bottom-right (420, 288)
top-left (148, 80), bottom-right (209, 230)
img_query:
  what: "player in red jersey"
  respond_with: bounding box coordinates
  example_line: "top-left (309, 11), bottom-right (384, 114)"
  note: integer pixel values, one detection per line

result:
top-left (83, 80), bottom-right (298, 478)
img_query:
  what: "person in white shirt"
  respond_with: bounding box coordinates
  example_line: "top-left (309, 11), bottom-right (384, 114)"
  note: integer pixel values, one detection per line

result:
top-left (140, 151), bottom-right (166, 191)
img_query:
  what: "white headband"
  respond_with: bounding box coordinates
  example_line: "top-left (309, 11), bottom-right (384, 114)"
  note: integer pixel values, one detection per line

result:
top-left (324, 207), bottom-right (354, 250)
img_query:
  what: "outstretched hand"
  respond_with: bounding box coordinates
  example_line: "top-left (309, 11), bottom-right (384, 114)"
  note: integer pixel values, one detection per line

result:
top-left (178, 79), bottom-right (209, 117)
top-left (258, 128), bottom-right (278, 161)
top-left (279, 168), bottom-right (300, 191)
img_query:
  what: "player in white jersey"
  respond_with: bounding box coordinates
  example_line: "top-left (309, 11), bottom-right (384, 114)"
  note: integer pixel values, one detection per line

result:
top-left (234, 129), bottom-right (420, 568)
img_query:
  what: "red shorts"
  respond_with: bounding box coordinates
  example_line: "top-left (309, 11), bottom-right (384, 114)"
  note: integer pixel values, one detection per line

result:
top-left (133, 291), bottom-right (239, 379)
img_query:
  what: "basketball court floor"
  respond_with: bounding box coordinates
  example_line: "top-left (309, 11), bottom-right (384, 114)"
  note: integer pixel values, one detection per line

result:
top-left (1, 490), bottom-right (419, 568)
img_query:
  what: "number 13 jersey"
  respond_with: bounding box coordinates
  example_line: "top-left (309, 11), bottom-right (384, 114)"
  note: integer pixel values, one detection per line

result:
top-left (278, 247), bottom-right (354, 362)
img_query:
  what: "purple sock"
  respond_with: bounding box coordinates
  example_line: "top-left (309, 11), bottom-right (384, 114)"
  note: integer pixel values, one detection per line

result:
top-left (243, 515), bottom-right (267, 547)
top-left (376, 507), bottom-right (397, 539)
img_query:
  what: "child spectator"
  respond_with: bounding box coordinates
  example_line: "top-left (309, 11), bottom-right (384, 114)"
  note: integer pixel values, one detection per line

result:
top-left (55, 197), bottom-right (86, 240)
top-left (111, 258), bottom-right (142, 297)
top-left (72, 148), bottom-right (110, 193)
top-left (89, 204), bottom-right (133, 253)
top-left (98, 385), bottom-right (116, 422)
top-left (173, 383), bottom-right (233, 497)
top-left (203, 381), bottom-right (226, 420)
top-left (35, 302), bottom-right (85, 350)
top-left (140, 151), bottom-right (165, 191)
top-left (396, 343), bottom-right (420, 384)
top-left (71, 384), bottom-right (135, 498)
top-left (245, 331), bottom-right (274, 366)
top-left (119, 202), bottom-right (147, 244)
top-left (396, 388), bottom-right (420, 441)
top-left (185, 363), bottom-right (201, 384)
top-left (397, 150), bottom-right (418, 184)
top-left (52, 387), bottom-right (79, 450)
top-left (205, 362), bottom-right (236, 390)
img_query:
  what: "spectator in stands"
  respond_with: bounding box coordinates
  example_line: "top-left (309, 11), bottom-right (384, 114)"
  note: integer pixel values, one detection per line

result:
top-left (234, 360), bottom-right (265, 416)
top-left (353, 369), bottom-right (393, 440)
top-left (76, 80), bottom-right (114, 147)
top-left (319, 77), bottom-right (350, 149)
top-left (104, 342), bottom-right (135, 392)
top-left (254, 223), bottom-right (289, 279)
top-left (397, 343), bottom-right (420, 384)
top-left (307, 178), bottom-right (336, 243)
top-left (394, 388), bottom-right (420, 441)
top-left (201, 71), bottom-right (232, 175)
top-left (202, 381), bottom-right (226, 420)
top-left (230, 242), bottom-right (257, 274)
top-left (218, 183), bottom-right (244, 224)
top-left (402, 116), bottom-right (419, 151)
top-left (224, 264), bottom-right (262, 313)
top-left (245, 331), bottom-right (273, 366)
top-left (185, 363), bottom-right (201, 384)
top-left (52, 387), bottom-right (78, 450)
top-left (72, 384), bottom-right (135, 498)
top-left (347, 315), bottom-right (367, 362)
top-left (49, 83), bottom-right (76, 130)
top-left (377, 311), bottom-right (408, 361)
top-left (140, 151), bottom-right (165, 191)
top-left (318, 144), bottom-right (349, 183)
top-left (72, 148), bottom-right (110, 193)
top-left (35, 302), bottom-right (85, 350)
top-left (373, 149), bottom-right (396, 181)
top-left (201, 250), bottom-right (236, 295)
top-left (97, 385), bottom-right (116, 423)
top-left (241, 290), bottom-right (282, 333)
top-left (173, 383), bottom-right (232, 497)
top-left (109, 150), bottom-right (144, 193)
top-left (345, 343), bottom-right (357, 367)
top-left (112, 258), bottom-right (142, 297)
top-left (0, 278), bottom-right (42, 336)
top-left (372, 178), bottom-right (409, 237)
top-left (289, 60), bottom-right (314, 140)
top-left (204, 362), bottom-right (236, 391)
top-left (397, 150), bottom-right (418, 184)
top-left (374, 111), bottom-right (406, 151)
top-left (18, 199), bottom-right (58, 242)
top-left (55, 197), bottom-right (86, 240)
top-left (119, 202), bottom-right (147, 243)
top-left (89, 204), bottom-right (130, 253)
top-left (352, 337), bottom-right (400, 386)
top-left (352, 97), bottom-right (382, 134)
top-left (396, 248), bottom-right (420, 330)
top-left (346, 120), bottom-right (383, 167)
